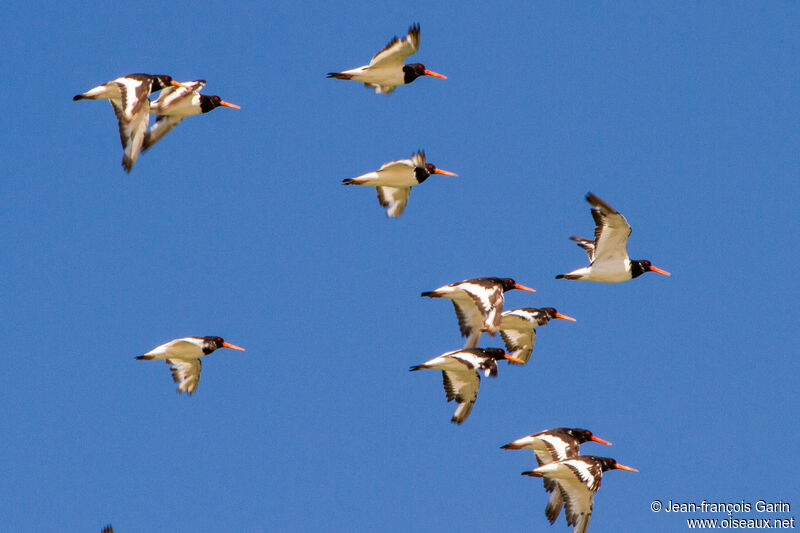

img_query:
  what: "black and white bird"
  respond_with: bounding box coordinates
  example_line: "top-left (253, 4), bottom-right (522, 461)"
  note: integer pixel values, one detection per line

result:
top-left (143, 80), bottom-right (240, 151)
top-left (522, 456), bottom-right (637, 533)
top-left (327, 24), bottom-right (446, 95)
top-left (557, 193), bottom-right (670, 282)
top-left (502, 428), bottom-right (611, 524)
top-left (421, 278), bottom-right (536, 348)
top-left (498, 308), bottom-right (576, 365)
top-left (73, 74), bottom-right (187, 172)
top-left (342, 150), bottom-right (457, 217)
top-left (410, 348), bottom-right (523, 424)
top-left (136, 336), bottom-right (245, 395)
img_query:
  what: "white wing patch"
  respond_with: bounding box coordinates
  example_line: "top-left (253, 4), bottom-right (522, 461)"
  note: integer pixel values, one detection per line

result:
top-left (588, 194), bottom-right (632, 264)
top-left (167, 358), bottom-right (202, 395)
top-left (143, 115), bottom-right (185, 151)
top-left (110, 98), bottom-right (150, 172)
top-left (369, 24), bottom-right (420, 68)
top-left (498, 311), bottom-right (538, 364)
top-left (441, 369), bottom-right (480, 424)
top-left (376, 186), bottom-right (411, 217)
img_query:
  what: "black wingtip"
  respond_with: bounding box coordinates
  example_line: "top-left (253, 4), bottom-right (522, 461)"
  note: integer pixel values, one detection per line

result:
top-left (136, 355), bottom-right (153, 360)
top-left (555, 274), bottom-right (565, 280)
top-left (409, 365), bottom-right (423, 372)
top-left (342, 178), bottom-right (355, 185)
top-left (420, 291), bottom-right (436, 297)
top-left (72, 94), bottom-right (84, 101)
top-left (521, 470), bottom-right (540, 477)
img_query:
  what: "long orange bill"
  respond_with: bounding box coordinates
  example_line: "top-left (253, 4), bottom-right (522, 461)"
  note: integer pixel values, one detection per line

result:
top-left (220, 101), bottom-right (241, 109)
top-left (434, 168), bottom-right (458, 176)
top-left (170, 80), bottom-right (192, 89)
top-left (504, 354), bottom-right (526, 364)
top-left (555, 312), bottom-right (577, 322)
top-left (424, 69), bottom-right (447, 79)
top-left (514, 283), bottom-right (536, 293)
top-left (650, 266), bottom-right (671, 276)
top-left (591, 436), bottom-right (612, 446)
top-left (616, 463), bottom-right (638, 472)
top-left (222, 342), bottom-right (246, 351)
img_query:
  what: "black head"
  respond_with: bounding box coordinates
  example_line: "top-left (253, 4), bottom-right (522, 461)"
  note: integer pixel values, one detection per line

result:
top-left (481, 348), bottom-right (508, 360)
top-left (151, 75), bottom-right (175, 92)
top-left (542, 307), bottom-right (558, 319)
top-left (402, 63), bottom-right (427, 84)
top-left (631, 259), bottom-right (671, 279)
top-left (590, 456), bottom-right (637, 472)
top-left (202, 336), bottom-right (225, 354)
top-left (565, 428), bottom-right (596, 443)
top-left (199, 94), bottom-right (224, 113)
top-left (498, 278), bottom-right (517, 291)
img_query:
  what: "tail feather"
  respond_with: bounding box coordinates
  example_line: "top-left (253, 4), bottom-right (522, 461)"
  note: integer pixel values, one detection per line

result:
top-left (327, 72), bottom-right (352, 80)
top-left (521, 470), bottom-right (542, 477)
top-left (72, 94), bottom-right (86, 101)
top-left (420, 291), bottom-right (439, 298)
top-left (556, 274), bottom-right (582, 280)
top-left (409, 364), bottom-right (428, 372)
top-left (136, 355), bottom-right (155, 360)
top-left (500, 443), bottom-right (523, 450)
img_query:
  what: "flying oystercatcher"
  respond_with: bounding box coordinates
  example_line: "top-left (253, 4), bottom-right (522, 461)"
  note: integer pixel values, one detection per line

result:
top-left (143, 80), bottom-right (240, 151)
top-left (327, 24), bottom-right (446, 95)
top-left (557, 193), bottom-right (670, 282)
top-left (421, 278), bottom-right (536, 348)
top-left (136, 336), bottom-right (245, 395)
top-left (342, 150), bottom-right (457, 217)
top-left (522, 456), bottom-right (637, 533)
top-left (410, 348), bottom-right (523, 424)
top-left (502, 428), bottom-right (611, 523)
top-left (73, 74), bottom-right (187, 172)
top-left (498, 308), bottom-right (576, 365)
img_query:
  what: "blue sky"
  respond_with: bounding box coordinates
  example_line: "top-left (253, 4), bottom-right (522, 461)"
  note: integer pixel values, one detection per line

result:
top-left (2, 1), bottom-right (798, 531)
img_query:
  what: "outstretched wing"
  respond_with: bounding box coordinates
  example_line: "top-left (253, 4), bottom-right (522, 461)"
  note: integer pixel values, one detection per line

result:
top-left (569, 236), bottom-right (596, 262)
top-left (498, 311), bottom-right (537, 364)
top-left (110, 98), bottom-right (149, 173)
top-left (167, 358), bottom-right (202, 395)
top-left (363, 83), bottom-right (398, 95)
top-left (376, 186), bottom-right (411, 217)
top-left (586, 193), bottom-right (632, 264)
top-left (143, 115), bottom-right (185, 151)
top-left (369, 24), bottom-right (420, 68)
top-left (441, 369), bottom-right (480, 424)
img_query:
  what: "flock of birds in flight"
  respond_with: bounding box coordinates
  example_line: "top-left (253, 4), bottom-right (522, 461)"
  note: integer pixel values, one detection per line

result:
top-left (78, 24), bottom-right (670, 533)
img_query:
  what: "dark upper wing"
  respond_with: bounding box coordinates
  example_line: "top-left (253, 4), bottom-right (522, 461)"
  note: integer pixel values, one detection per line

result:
top-left (586, 193), bottom-right (632, 263)
top-left (569, 236), bottom-right (596, 262)
top-left (143, 115), bottom-right (185, 151)
top-left (441, 369), bottom-right (479, 424)
top-left (369, 24), bottom-right (420, 68)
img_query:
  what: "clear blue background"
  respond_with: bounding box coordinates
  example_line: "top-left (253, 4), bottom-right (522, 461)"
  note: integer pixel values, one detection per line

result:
top-left (2, 1), bottom-right (798, 531)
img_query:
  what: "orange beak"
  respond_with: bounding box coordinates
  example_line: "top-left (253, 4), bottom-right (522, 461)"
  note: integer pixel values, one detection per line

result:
top-left (222, 342), bottom-right (245, 351)
top-left (504, 354), bottom-right (525, 364)
top-left (514, 283), bottom-right (536, 293)
top-left (649, 265), bottom-right (671, 276)
top-left (434, 168), bottom-right (458, 176)
top-left (555, 312), bottom-right (576, 322)
top-left (170, 80), bottom-right (192, 90)
top-left (424, 69), bottom-right (447, 79)
top-left (591, 435), bottom-right (612, 446)
top-left (616, 463), bottom-right (638, 472)
top-left (219, 100), bottom-right (241, 109)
